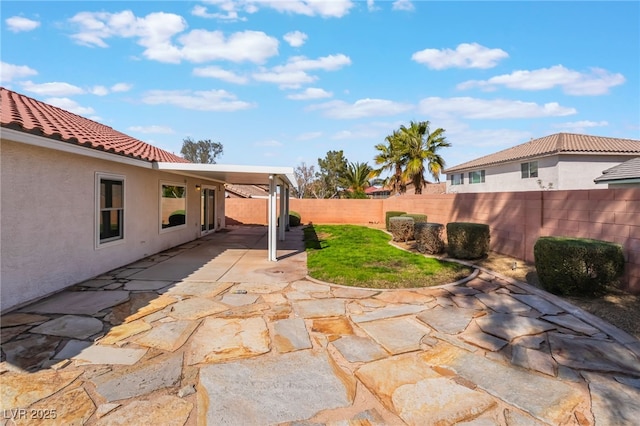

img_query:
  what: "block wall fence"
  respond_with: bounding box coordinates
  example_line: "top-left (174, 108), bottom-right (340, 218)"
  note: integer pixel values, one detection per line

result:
top-left (225, 188), bottom-right (640, 293)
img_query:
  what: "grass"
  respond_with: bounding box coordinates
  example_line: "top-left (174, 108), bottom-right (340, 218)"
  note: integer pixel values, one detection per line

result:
top-left (303, 224), bottom-right (473, 289)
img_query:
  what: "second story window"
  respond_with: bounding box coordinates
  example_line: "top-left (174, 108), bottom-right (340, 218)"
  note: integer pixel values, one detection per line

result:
top-left (451, 173), bottom-right (464, 185)
top-left (468, 170), bottom-right (485, 184)
top-left (521, 161), bottom-right (538, 178)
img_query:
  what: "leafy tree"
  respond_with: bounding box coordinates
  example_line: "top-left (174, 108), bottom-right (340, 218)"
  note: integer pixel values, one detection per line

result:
top-left (371, 130), bottom-right (408, 195)
top-left (180, 137), bottom-right (224, 164)
top-left (293, 162), bottom-right (316, 198)
top-left (315, 150), bottom-right (348, 199)
top-left (339, 162), bottom-right (372, 199)
top-left (399, 121), bottom-right (450, 193)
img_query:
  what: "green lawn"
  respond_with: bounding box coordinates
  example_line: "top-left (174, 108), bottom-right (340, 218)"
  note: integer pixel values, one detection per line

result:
top-left (303, 224), bottom-right (473, 289)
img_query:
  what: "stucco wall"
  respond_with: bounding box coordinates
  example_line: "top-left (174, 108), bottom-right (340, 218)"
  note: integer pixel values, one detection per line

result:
top-left (226, 189), bottom-right (640, 293)
top-left (1, 140), bottom-right (224, 311)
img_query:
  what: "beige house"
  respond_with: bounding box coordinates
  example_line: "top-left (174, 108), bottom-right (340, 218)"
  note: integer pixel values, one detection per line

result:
top-left (0, 87), bottom-right (294, 311)
top-left (594, 157), bottom-right (640, 188)
top-left (444, 133), bottom-right (640, 193)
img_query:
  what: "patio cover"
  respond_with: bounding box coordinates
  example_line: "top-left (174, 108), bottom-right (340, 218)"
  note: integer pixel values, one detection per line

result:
top-left (154, 162), bottom-right (296, 261)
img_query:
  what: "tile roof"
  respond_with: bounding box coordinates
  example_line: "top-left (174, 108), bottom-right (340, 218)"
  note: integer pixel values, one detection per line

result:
top-left (1, 87), bottom-right (188, 163)
top-left (594, 157), bottom-right (640, 183)
top-left (224, 184), bottom-right (270, 198)
top-left (445, 133), bottom-right (640, 173)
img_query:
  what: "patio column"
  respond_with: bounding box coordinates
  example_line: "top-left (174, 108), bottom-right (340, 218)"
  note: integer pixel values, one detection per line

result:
top-left (285, 186), bottom-right (290, 231)
top-left (268, 174), bottom-right (277, 261)
top-left (278, 182), bottom-right (286, 241)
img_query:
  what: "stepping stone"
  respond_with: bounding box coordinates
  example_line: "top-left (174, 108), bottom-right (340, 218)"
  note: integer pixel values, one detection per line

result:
top-left (0, 370), bottom-right (82, 410)
top-left (124, 280), bottom-right (173, 291)
top-left (165, 281), bottom-right (234, 297)
top-left (293, 299), bottom-right (346, 318)
top-left (359, 317), bottom-right (430, 354)
top-left (421, 343), bottom-right (586, 425)
top-left (466, 279), bottom-right (501, 293)
top-left (510, 294), bottom-right (564, 315)
top-left (1, 313), bottom-right (49, 327)
top-left (117, 294), bottom-right (179, 322)
top-left (451, 296), bottom-right (485, 310)
top-left (392, 377), bottom-right (496, 426)
top-left (95, 403), bottom-right (121, 419)
top-left (511, 346), bottom-right (556, 376)
top-left (311, 317), bottom-right (354, 338)
top-left (446, 286), bottom-right (480, 296)
top-left (374, 290), bottom-right (435, 306)
top-left (273, 318), bottom-right (312, 353)
top-left (77, 279), bottom-right (116, 288)
top-left (99, 320), bottom-right (152, 345)
top-left (585, 373), bottom-right (640, 425)
top-left (332, 335), bottom-right (388, 363)
top-left (475, 293), bottom-right (532, 313)
top-left (475, 313), bottom-right (554, 342)
top-left (220, 293), bottom-right (260, 306)
top-left (291, 280), bottom-right (331, 293)
top-left (416, 306), bottom-right (478, 334)
top-left (232, 282), bottom-right (289, 293)
top-left (2, 334), bottom-right (61, 370)
top-left (332, 287), bottom-right (379, 299)
top-left (30, 387), bottom-right (95, 425)
top-left (30, 315), bottom-right (103, 339)
top-left (133, 320), bottom-right (198, 352)
top-left (95, 395), bottom-right (192, 425)
top-left (186, 316), bottom-right (270, 364)
top-left (23, 291), bottom-right (130, 315)
top-left (167, 297), bottom-right (228, 320)
top-left (459, 324), bottom-right (508, 352)
top-left (1, 325), bottom-right (31, 344)
top-left (72, 345), bottom-right (147, 365)
top-left (541, 314), bottom-right (600, 335)
top-left (351, 304), bottom-right (424, 323)
top-left (199, 350), bottom-right (353, 425)
top-left (54, 340), bottom-right (93, 360)
top-left (548, 333), bottom-right (640, 375)
top-left (92, 353), bottom-right (183, 402)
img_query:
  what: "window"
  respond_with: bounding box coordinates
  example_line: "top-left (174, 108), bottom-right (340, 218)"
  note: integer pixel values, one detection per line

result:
top-left (161, 183), bottom-right (186, 230)
top-left (521, 161), bottom-right (538, 178)
top-left (97, 174), bottom-right (124, 245)
top-left (468, 170), bottom-right (485, 184)
top-left (451, 173), bottom-right (464, 185)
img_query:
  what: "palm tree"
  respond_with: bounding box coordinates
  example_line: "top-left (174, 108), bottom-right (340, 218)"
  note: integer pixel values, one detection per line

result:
top-left (339, 162), bottom-right (372, 198)
top-left (399, 121), bottom-right (450, 194)
top-left (371, 130), bottom-right (408, 195)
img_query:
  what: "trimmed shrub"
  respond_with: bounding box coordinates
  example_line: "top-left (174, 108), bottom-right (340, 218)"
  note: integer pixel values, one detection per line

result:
top-left (401, 213), bottom-right (428, 224)
top-left (446, 222), bottom-right (490, 259)
top-left (289, 211), bottom-right (302, 227)
top-left (385, 211), bottom-right (406, 231)
top-left (534, 236), bottom-right (625, 296)
top-left (389, 216), bottom-right (414, 242)
top-left (415, 222), bottom-right (445, 254)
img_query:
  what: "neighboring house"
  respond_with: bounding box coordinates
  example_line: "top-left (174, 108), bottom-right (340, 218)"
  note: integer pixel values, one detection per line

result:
top-left (0, 87), bottom-right (294, 311)
top-left (225, 184), bottom-right (270, 198)
top-left (594, 157), bottom-right (640, 188)
top-left (444, 133), bottom-right (640, 193)
top-left (365, 186), bottom-right (391, 199)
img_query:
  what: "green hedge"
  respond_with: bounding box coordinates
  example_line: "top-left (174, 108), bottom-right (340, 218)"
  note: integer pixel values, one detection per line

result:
top-left (401, 213), bottom-right (427, 224)
top-left (446, 222), bottom-right (490, 259)
top-left (534, 236), bottom-right (625, 296)
top-left (289, 211), bottom-right (302, 227)
top-left (385, 211), bottom-right (406, 231)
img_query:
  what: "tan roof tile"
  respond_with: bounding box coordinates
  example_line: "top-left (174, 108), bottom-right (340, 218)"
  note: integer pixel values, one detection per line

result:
top-left (1, 87), bottom-right (188, 163)
top-left (445, 133), bottom-right (640, 173)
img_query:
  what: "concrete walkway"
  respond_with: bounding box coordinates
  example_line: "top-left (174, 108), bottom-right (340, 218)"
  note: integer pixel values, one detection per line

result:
top-left (1, 226), bottom-right (639, 425)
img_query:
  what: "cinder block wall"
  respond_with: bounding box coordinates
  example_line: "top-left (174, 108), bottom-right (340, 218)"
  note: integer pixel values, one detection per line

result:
top-left (225, 188), bottom-right (640, 293)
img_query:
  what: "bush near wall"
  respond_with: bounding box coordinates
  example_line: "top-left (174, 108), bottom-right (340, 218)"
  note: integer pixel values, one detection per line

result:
top-left (289, 211), bottom-right (302, 227)
top-left (385, 211), bottom-right (406, 231)
top-left (401, 213), bottom-right (427, 224)
top-left (534, 237), bottom-right (625, 296)
top-left (446, 222), bottom-right (490, 260)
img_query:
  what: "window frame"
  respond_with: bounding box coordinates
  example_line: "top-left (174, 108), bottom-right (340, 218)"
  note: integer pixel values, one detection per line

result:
top-left (96, 172), bottom-right (125, 249)
top-left (521, 161), bottom-right (539, 179)
top-left (468, 170), bottom-right (485, 184)
top-left (450, 173), bottom-right (464, 185)
top-left (160, 181), bottom-right (187, 233)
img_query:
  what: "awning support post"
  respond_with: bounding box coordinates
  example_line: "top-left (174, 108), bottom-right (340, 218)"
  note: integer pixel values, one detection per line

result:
top-left (268, 175), bottom-right (277, 261)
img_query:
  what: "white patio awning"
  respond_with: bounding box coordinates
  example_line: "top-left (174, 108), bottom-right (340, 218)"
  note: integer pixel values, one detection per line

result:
top-left (154, 162), bottom-right (296, 261)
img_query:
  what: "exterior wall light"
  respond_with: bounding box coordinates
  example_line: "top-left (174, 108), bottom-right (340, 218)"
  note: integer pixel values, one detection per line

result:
top-left (195, 184), bottom-right (202, 191)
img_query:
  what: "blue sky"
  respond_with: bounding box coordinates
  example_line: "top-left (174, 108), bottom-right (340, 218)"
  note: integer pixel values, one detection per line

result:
top-left (2, 1), bottom-right (639, 177)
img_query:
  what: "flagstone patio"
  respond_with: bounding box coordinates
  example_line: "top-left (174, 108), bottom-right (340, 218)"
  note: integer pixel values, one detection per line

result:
top-left (1, 226), bottom-right (640, 425)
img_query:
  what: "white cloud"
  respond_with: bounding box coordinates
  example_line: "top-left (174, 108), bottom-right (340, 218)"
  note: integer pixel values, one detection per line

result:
top-left (553, 120), bottom-right (609, 132)
top-left (6, 16), bottom-right (40, 32)
top-left (91, 86), bottom-right (109, 96)
top-left (418, 97), bottom-right (576, 119)
top-left (297, 131), bottom-right (323, 141)
top-left (200, 0), bottom-right (354, 19)
top-left (44, 97), bottom-right (95, 116)
top-left (392, 0), bottom-right (414, 12)
top-left (287, 88), bottom-right (333, 100)
top-left (193, 66), bottom-right (249, 84)
top-left (283, 31), bottom-right (307, 47)
top-left (191, 4), bottom-right (246, 21)
top-left (284, 54), bottom-right (351, 71)
top-left (179, 30), bottom-right (279, 64)
top-left (309, 98), bottom-right (413, 119)
top-left (367, 0), bottom-right (380, 12)
top-left (128, 125), bottom-right (175, 134)
top-left (111, 83), bottom-right (132, 92)
top-left (20, 81), bottom-right (85, 96)
top-left (252, 54), bottom-right (350, 89)
top-left (412, 43), bottom-right (508, 70)
top-left (0, 62), bottom-right (37, 83)
top-left (141, 89), bottom-right (255, 112)
top-left (255, 139), bottom-right (283, 147)
top-left (253, 70), bottom-right (317, 88)
top-left (457, 65), bottom-right (625, 96)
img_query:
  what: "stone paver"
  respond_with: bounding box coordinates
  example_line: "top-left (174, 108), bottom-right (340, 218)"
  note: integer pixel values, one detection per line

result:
top-left (1, 226), bottom-right (639, 426)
